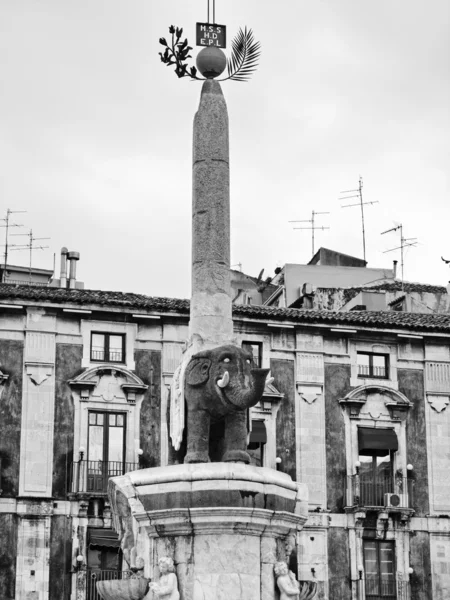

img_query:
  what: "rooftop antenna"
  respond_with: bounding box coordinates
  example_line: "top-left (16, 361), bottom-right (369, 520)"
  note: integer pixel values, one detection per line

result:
top-left (0, 208), bottom-right (27, 283)
top-left (207, 0), bottom-right (216, 23)
top-left (340, 177), bottom-right (378, 263)
top-left (8, 229), bottom-right (50, 282)
top-left (289, 210), bottom-right (330, 257)
top-left (381, 223), bottom-right (417, 289)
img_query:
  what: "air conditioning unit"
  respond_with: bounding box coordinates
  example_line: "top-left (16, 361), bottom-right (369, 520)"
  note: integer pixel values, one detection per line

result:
top-left (384, 493), bottom-right (407, 508)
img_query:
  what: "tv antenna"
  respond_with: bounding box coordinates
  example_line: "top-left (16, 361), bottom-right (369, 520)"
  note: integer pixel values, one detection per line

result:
top-left (289, 210), bottom-right (330, 257)
top-left (8, 229), bottom-right (50, 283)
top-left (340, 177), bottom-right (378, 263)
top-left (381, 223), bottom-right (417, 288)
top-left (0, 208), bottom-right (27, 283)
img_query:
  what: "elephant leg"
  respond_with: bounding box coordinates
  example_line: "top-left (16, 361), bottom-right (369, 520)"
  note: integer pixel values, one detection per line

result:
top-left (184, 407), bottom-right (211, 463)
top-left (222, 411), bottom-right (251, 464)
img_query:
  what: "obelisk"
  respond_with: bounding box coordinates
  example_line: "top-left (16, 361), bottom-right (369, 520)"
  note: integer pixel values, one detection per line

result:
top-left (189, 79), bottom-right (233, 351)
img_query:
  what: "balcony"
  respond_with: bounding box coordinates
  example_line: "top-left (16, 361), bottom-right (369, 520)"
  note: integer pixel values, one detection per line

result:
top-left (86, 569), bottom-right (132, 600)
top-left (346, 474), bottom-right (414, 510)
top-left (70, 460), bottom-right (141, 495)
top-left (364, 575), bottom-right (396, 600)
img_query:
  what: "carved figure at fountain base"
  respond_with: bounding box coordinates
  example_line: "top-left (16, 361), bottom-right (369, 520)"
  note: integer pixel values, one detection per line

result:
top-left (274, 562), bottom-right (318, 600)
top-left (146, 557), bottom-right (180, 600)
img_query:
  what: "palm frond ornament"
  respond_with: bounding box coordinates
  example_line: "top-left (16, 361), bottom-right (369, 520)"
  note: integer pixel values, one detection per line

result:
top-left (158, 25), bottom-right (261, 82)
top-left (220, 27), bottom-right (261, 82)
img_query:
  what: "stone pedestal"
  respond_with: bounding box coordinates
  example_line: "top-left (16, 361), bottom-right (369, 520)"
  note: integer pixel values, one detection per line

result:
top-left (108, 463), bottom-right (309, 600)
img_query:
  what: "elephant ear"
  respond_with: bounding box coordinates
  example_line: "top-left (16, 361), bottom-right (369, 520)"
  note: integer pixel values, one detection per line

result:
top-left (186, 358), bottom-right (211, 386)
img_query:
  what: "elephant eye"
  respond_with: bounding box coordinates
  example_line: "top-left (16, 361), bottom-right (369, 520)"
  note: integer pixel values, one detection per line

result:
top-left (223, 357), bottom-right (231, 363)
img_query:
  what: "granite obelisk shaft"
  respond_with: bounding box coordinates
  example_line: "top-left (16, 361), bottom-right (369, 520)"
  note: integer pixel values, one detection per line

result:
top-left (189, 79), bottom-right (233, 350)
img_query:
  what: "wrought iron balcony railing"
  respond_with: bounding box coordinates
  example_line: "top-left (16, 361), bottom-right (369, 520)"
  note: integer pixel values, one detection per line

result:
top-left (346, 474), bottom-right (414, 509)
top-left (365, 575), bottom-right (396, 599)
top-left (357, 364), bottom-right (387, 378)
top-left (70, 460), bottom-right (141, 495)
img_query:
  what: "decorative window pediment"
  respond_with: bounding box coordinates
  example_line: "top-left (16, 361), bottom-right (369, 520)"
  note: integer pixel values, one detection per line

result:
top-left (69, 366), bottom-right (147, 405)
top-left (340, 384), bottom-right (412, 420)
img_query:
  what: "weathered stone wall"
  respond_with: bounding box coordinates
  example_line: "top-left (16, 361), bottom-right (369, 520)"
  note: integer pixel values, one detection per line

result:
top-left (324, 364), bottom-right (350, 512)
top-left (52, 343), bottom-right (83, 498)
top-left (430, 532), bottom-right (450, 600)
top-left (327, 527), bottom-right (351, 599)
top-left (410, 531), bottom-right (432, 600)
top-left (398, 369), bottom-right (429, 515)
top-left (271, 358), bottom-right (296, 480)
top-left (135, 349), bottom-right (162, 468)
top-left (49, 515), bottom-right (73, 600)
top-left (0, 339), bottom-right (24, 497)
top-left (0, 513), bottom-right (18, 600)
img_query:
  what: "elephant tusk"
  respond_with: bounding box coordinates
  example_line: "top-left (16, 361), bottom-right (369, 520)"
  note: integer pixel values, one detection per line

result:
top-left (266, 376), bottom-right (274, 386)
top-left (217, 371), bottom-right (230, 389)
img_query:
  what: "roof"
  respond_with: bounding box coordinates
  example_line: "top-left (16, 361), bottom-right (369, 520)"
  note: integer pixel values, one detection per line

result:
top-left (0, 284), bottom-right (190, 313)
top-left (0, 264), bottom-right (54, 275)
top-left (1, 283), bottom-right (450, 334)
top-left (340, 281), bottom-right (448, 305)
top-left (308, 247), bottom-right (367, 267)
top-left (359, 281), bottom-right (448, 294)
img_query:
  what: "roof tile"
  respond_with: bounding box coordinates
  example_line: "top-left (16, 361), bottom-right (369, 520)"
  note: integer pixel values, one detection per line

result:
top-left (1, 284), bottom-right (450, 333)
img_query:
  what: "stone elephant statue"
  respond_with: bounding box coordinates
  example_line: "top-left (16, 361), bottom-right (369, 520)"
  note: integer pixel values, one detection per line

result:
top-left (183, 344), bottom-right (270, 464)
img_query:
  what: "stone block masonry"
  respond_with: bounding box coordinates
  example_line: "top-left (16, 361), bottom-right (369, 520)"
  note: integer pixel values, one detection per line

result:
top-left (190, 79), bottom-right (233, 351)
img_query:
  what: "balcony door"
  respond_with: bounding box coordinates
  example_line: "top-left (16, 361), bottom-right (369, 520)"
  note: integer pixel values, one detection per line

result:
top-left (358, 427), bottom-right (397, 506)
top-left (88, 412), bottom-right (126, 492)
top-left (364, 540), bottom-right (396, 599)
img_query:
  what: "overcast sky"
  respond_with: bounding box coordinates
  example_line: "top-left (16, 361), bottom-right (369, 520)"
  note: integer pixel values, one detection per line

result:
top-left (1, 1), bottom-right (449, 298)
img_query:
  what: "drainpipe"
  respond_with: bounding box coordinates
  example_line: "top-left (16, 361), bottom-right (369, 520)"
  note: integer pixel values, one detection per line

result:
top-left (67, 251), bottom-right (80, 289)
top-left (60, 247), bottom-right (68, 288)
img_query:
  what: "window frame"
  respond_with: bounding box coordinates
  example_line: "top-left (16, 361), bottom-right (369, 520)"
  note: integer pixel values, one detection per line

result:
top-left (363, 539), bottom-right (397, 600)
top-left (87, 410), bottom-right (127, 466)
top-left (357, 351), bottom-right (389, 379)
top-left (90, 332), bottom-right (126, 364)
top-left (242, 341), bottom-right (263, 368)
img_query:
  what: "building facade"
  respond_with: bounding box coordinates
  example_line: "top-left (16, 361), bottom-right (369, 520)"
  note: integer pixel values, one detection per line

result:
top-left (1, 284), bottom-right (450, 599)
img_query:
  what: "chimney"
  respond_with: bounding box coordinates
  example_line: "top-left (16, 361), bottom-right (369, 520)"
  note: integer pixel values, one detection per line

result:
top-left (60, 247), bottom-right (68, 288)
top-left (393, 260), bottom-right (398, 279)
top-left (67, 251), bottom-right (80, 289)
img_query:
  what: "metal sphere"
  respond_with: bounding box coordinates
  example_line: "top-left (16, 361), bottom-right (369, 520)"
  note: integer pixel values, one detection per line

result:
top-left (196, 47), bottom-right (226, 79)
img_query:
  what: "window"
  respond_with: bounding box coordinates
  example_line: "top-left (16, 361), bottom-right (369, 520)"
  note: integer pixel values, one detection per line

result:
top-left (247, 420), bottom-right (267, 467)
top-left (358, 427), bottom-right (397, 506)
top-left (91, 333), bottom-right (125, 363)
top-left (363, 540), bottom-right (396, 599)
top-left (87, 529), bottom-right (122, 600)
top-left (87, 411), bottom-right (126, 492)
top-left (357, 352), bottom-right (389, 379)
top-left (242, 341), bottom-right (262, 368)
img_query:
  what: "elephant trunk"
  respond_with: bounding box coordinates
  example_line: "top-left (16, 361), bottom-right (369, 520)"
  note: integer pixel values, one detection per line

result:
top-left (228, 367), bottom-right (269, 409)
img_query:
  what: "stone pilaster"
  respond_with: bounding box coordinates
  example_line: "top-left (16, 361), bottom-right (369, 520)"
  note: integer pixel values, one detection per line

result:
top-left (19, 310), bottom-right (56, 497)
